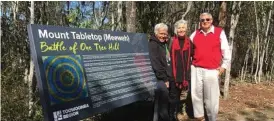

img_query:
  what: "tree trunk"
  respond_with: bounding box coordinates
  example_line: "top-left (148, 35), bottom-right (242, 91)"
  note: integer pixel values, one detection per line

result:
top-left (243, 48), bottom-right (250, 81)
top-left (0, 1), bottom-right (2, 38)
top-left (41, 1), bottom-right (47, 24)
top-left (224, 44), bottom-right (232, 99)
top-left (254, 1), bottom-right (260, 83)
top-left (100, 2), bottom-right (109, 29)
top-left (116, 1), bottom-right (122, 31)
top-left (126, 1), bottom-right (136, 32)
top-left (270, 60), bottom-right (274, 81)
top-left (12, 1), bottom-right (18, 22)
top-left (258, 1), bottom-right (273, 83)
top-left (254, 36), bottom-right (260, 83)
top-left (47, 1), bottom-right (49, 25)
top-left (241, 47), bottom-right (250, 82)
top-left (223, 1), bottom-right (241, 100)
top-left (251, 33), bottom-right (256, 75)
top-left (264, 36), bottom-right (271, 73)
top-left (93, 2), bottom-right (110, 29)
top-left (181, 1), bottom-right (192, 20)
top-left (218, 1), bottom-right (227, 28)
top-left (24, 68), bottom-right (28, 84)
top-left (111, 2), bottom-right (115, 31)
top-left (28, 1), bottom-right (35, 117)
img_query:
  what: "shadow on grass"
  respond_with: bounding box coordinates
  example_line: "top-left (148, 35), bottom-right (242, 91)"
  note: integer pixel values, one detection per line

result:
top-left (236, 107), bottom-right (271, 121)
top-left (218, 103), bottom-right (274, 121)
top-left (245, 102), bottom-right (259, 108)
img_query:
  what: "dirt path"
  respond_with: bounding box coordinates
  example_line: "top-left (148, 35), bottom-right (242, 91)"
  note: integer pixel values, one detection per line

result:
top-left (179, 82), bottom-right (274, 121)
top-left (217, 82), bottom-right (274, 121)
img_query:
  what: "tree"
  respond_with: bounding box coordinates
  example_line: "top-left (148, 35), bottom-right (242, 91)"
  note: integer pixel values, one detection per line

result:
top-left (1, 1), bottom-right (68, 120)
top-left (218, 1), bottom-right (227, 28)
top-left (28, 1), bottom-right (35, 117)
top-left (126, 1), bottom-right (136, 32)
top-left (93, 1), bottom-right (110, 29)
top-left (258, 1), bottom-right (273, 83)
top-left (181, 1), bottom-right (193, 20)
top-left (223, 1), bottom-right (242, 99)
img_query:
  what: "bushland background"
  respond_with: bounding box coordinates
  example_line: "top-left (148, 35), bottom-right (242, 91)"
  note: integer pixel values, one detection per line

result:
top-left (1, 1), bottom-right (274, 121)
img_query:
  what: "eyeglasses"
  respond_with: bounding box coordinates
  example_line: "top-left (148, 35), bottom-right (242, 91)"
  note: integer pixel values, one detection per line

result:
top-left (200, 18), bottom-right (211, 22)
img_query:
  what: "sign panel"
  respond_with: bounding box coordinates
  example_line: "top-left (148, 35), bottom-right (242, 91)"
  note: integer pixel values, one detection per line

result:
top-left (27, 24), bottom-right (156, 121)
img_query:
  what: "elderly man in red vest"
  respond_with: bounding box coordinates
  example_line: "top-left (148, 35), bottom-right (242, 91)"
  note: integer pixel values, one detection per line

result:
top-left (189, 12), bottom-right (231, 121)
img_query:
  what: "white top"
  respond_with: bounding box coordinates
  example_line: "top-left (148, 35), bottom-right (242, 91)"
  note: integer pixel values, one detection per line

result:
top-left (189, 26), bottom-right (231, 69)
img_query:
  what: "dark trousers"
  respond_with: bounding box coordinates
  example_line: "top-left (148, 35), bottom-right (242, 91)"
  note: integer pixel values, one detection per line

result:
top-left (154, 81), bottom-right (170, 121)
top-left (169, 81), bottom-right (195, 120)
top-left (169, 81), bottom-right (182, 121)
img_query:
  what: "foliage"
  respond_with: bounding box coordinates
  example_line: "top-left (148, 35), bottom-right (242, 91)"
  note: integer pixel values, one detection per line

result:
top-left (1, 1), bottom-right (274, 120)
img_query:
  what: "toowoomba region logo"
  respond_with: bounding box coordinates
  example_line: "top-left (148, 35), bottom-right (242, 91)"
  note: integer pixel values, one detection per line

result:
top-left (42, 55), bottom-right (88, 105)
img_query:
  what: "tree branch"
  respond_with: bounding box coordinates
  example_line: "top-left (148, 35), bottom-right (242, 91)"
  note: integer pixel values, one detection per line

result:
top-left (182, 1), bottom-right (192, 19)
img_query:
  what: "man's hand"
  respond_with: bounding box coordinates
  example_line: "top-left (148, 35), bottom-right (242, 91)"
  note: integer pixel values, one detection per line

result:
top-left (217, 67), bottom-right (225, 76)
top-left (165, 81), bottom-right (169, 88)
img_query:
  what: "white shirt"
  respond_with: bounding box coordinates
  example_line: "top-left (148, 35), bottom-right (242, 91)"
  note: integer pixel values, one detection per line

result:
top-left (189, 26), bottom-right (231, 69)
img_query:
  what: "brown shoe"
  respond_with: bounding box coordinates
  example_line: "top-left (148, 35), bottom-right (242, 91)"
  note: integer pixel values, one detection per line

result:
top-left (195, 116), bottom-right (205, 121)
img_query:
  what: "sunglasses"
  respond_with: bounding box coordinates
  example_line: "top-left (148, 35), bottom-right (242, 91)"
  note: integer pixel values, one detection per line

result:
top-left (200, 18), bottom-right (211, 22)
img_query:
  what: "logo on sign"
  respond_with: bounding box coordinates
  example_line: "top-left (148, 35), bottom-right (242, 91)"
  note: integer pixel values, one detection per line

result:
top-left (53, 111), bottom-right (63, 121)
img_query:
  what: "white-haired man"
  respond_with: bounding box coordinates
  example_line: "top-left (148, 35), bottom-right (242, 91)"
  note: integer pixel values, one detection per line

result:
top-left (189, 12), bottom-right (231, 121)
top-left (149, 23), bottom-right (172, 121)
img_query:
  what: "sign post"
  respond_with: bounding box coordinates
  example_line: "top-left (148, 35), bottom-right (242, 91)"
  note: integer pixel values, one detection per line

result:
top-left (27, 24), bottom-right (156, 121)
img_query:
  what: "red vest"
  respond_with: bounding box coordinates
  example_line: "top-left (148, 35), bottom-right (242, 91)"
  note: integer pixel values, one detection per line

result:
top-left (192, 27), bottom-right (222, 69)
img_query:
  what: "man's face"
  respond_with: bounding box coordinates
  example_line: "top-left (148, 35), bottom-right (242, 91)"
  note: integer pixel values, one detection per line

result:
top-left (156, 28), bottom-right (168, 42)
top-left (176, 24), bottom-right (187, 37)
top-left (200, 14), bottom-right (213, 30)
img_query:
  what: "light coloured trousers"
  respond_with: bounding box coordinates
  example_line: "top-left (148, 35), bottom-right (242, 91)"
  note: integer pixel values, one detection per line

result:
top-left (191, 65), bottom-right (220, 121)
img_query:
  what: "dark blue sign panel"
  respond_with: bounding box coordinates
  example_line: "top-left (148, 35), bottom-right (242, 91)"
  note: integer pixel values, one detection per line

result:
top-left (27, 24), bottom-right (156, 121)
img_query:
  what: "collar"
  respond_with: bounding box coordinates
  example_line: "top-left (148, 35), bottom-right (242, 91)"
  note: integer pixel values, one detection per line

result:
top-left (200, 25), bottom-right (214, 34)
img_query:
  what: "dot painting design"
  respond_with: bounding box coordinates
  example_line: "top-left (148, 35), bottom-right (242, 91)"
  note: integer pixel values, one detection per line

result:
top-left (42, 55), bottom-right (88, 105)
